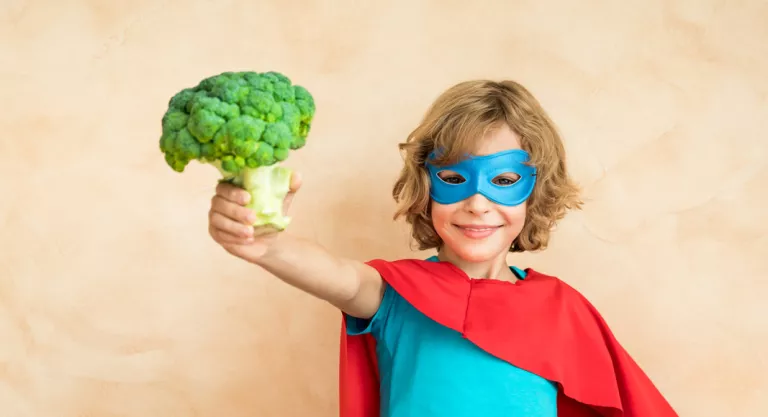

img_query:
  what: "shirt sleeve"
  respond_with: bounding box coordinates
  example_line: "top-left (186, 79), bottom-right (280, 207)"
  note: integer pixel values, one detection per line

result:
top-left (343, 283), bottom-right (395, 338)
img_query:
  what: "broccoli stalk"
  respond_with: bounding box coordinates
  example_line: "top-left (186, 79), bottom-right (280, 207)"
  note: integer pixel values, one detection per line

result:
top-left (212, 161), bottom-right (293, 231)
top-left (159, 70), bottom-right (315, 231)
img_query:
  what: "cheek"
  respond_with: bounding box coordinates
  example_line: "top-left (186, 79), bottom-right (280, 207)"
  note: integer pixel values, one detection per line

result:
top-left (501, 203), bottom-right (528, 231)
top-left (430, 203), bottom-right (453, 228)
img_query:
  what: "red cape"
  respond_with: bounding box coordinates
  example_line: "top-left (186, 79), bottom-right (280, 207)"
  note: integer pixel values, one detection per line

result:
top-left (339, 259), bottom-right (678, 417)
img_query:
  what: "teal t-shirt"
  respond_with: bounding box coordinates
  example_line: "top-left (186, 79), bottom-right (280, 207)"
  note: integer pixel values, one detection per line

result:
top-left (344, 257), bottom-right (558, 416)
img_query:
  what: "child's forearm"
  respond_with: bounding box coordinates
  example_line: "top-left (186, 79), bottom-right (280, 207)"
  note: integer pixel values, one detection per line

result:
top-left (254, 234), bottom-right (384, 319)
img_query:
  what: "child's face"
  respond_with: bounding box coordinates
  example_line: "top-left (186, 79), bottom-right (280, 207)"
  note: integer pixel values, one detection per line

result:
top-left (430, 124), bottom-right (528, 263)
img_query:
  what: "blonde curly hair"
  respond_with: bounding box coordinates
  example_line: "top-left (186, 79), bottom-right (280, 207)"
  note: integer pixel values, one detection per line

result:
top-left (392, 79), bottom-right (583, 253)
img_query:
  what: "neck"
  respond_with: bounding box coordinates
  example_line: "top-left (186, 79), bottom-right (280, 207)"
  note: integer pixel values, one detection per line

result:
top-left (436, 247), bottom-right (518, 282)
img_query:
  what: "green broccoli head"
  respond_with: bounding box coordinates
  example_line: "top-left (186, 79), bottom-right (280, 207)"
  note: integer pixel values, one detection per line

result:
top-left (159, 71), bottom-right (316, 230)
top-left (159, 71), bottom-right (315, 173)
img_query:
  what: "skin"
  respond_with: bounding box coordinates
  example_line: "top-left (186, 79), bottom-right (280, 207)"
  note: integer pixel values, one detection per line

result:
top-left (208, 123), bottom-right (527, 320)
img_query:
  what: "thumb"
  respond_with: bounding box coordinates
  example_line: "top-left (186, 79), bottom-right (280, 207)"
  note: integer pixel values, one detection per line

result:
top-left (283, 171), bottom-right (302, 212)
top-left (289, 171), bottom-right (302, 194)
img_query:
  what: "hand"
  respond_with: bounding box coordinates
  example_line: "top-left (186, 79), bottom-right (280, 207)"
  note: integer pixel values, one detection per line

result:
top-left (208, 172), bottom-right (302, 263)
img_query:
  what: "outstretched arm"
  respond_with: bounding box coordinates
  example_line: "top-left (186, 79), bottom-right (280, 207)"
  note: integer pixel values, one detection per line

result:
top-left (209, 179), bottom-right (384, 319)
top-left (256, 234), bottom-right (385, 319)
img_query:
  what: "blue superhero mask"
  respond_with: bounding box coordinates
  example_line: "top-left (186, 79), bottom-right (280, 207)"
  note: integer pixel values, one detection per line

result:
top-left (425, 149), bottom-right (537, 206)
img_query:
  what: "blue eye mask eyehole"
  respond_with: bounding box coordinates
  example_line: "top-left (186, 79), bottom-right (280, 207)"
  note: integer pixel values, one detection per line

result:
top-left (425, 149), bottom-right (537, 206)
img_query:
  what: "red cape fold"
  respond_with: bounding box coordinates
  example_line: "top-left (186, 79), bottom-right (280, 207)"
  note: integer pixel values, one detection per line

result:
top-left (339, 258), bottom-right (678, 417)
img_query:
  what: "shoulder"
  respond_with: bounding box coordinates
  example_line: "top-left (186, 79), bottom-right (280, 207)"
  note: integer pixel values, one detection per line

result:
top-left (366, 257), bottom-right (440, 269)
top-left (364, 257), bottom-right (463, 283)
top-left (524, 268), bottom-right (612, 322)
top-left (521, 268), bottom-right (599, 305)
top-left (366, 257), bottom-right (476, 276)
top-left (524, 268), bottom-right (579, 290)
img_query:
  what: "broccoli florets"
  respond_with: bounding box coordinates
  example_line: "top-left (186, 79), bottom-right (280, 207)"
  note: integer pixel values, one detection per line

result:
top-left (159, 70), bottom-right (316, 231)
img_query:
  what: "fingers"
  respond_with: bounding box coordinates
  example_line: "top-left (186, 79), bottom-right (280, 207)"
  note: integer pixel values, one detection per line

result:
top-left (210, 194), bottom-right (255, 225)
top-left (209, 211), bottom-right (254, 242)
top-left (216, 181), bottom-right (251, 204)
top-left (211, 171), bottom-right (302, 245)
top-left (210, 227), bottom-right (253, 246)
top-left (209, 185), bottom-right (256, 246)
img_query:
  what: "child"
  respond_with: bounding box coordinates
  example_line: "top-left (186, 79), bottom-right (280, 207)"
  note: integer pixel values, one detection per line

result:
top-left (207, 80), bottom-right (678, 417)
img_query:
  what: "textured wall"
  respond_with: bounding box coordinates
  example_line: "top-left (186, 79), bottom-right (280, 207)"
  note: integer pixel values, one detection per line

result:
top-left (2, 1), bottom-right (767, 416)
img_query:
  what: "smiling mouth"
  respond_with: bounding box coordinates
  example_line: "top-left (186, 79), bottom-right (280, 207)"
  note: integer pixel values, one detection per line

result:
top-left (453, 224), bottom-right (503, 239)
top-left (454, 224), bottom-right (503, 231)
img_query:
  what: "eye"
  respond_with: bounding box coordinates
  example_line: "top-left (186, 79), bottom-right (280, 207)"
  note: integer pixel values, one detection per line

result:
top-left (492, 173), bottom-right (520, 186)
top-left (437, 170), bottom-right (466, 184)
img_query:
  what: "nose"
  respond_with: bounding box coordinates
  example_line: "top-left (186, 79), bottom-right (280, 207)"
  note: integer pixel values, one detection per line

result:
top-left (464, 193), bottom-right (492, 214)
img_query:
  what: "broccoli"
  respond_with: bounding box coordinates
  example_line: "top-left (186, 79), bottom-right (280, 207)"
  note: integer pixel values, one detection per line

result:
top-left (159, 70), bottom-right (315, 231)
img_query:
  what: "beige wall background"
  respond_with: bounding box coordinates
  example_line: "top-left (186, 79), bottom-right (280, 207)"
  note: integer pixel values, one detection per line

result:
top-left (2, 0), bottom-right (767, 416)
